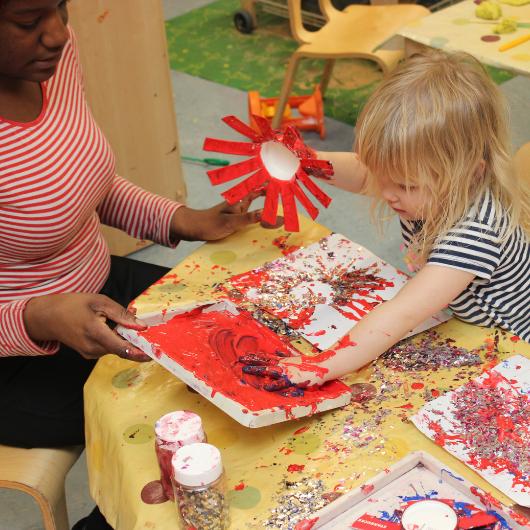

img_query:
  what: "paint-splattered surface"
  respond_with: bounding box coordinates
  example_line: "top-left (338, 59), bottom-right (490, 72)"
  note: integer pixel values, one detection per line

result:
top-left (134, 303), bottom-right (351, 417)
top-left (225, 233), bottom-right (448, 350)
top-left (84, 218), bottom-right (530, 530)
top-left (412, 356), bottom-right (530, 506)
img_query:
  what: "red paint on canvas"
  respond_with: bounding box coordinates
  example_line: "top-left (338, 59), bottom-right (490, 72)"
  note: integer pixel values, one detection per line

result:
top-left (225, 250), bottom-right (394, 333)
top-left (138, 306), bottom-right (349, 413)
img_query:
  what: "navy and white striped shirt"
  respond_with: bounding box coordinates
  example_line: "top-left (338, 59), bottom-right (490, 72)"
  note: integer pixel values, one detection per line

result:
top-left (401, 189), bottom-right (529, 341)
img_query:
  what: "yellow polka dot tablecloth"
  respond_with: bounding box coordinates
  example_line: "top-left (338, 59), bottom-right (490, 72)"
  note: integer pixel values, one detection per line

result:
top-left (398, 0), bottom-right (530, 76)
top-left (84, 217), bottom-right (530, 529)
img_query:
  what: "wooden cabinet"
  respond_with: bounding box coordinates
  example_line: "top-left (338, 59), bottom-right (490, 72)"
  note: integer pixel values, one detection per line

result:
top-left (69, 0), bottom-right (187, 256)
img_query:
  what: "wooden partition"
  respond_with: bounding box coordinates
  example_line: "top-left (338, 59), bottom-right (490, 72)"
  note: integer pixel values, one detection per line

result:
top-left (68, 0), bottom-right (187, 256)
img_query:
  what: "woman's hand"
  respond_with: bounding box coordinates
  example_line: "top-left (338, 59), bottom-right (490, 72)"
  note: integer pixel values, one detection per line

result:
top-left (170, 191), bottom-right (262, 242)
top-left (23, 293), bottom-right (151, 361)
top-left (239, 353), bottom-right (326, 393)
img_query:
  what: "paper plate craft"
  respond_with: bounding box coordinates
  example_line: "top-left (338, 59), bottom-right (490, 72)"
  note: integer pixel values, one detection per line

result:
top-left (412, 355), bottom-right (530, 507)
top-left (298, 451), bottom-right (530, 529)
top-left (225, 233), bottom-right (450, 350)
top-left (202, 115), bottom-right (334, 232)
top-left (117, 300), bottom-right (352, 428)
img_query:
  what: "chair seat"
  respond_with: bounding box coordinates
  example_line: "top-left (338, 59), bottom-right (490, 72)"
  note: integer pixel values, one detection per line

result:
top-left (0, 444), bottom-right (83, 530)
top-left (298, 4), bottom-right (430, 56)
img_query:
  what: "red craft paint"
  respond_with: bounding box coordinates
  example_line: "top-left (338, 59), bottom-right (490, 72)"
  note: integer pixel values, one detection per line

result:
top-left (272, 235), bottom-right (300, 256)
top-left (293, 425), bottom-right (309, 435)
top-left (287, 464), bottom-right (305, 472)
top-left (360, 483), bottom-right (375, 495)
top-left (138, 306), bottom-right (349, 415)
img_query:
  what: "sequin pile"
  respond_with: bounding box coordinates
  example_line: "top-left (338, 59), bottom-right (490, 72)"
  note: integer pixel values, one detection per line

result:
top-left (263, 478), bottom-right (327, 529)
top-left (382, 331), bottom-right (482, 371)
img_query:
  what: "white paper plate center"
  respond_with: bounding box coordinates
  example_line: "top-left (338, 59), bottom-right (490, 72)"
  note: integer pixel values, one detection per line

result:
top-left (260, 141), bottom-right (300, 182)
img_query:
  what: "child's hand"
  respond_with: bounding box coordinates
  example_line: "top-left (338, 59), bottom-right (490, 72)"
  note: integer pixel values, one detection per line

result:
top-left (239, 353), bottom-right (325, 392)
top-left (170, 190), bottom-right (263, 242)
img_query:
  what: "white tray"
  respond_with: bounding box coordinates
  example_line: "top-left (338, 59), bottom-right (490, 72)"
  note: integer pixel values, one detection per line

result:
top-left (302, 451), bottom-right (529, 529)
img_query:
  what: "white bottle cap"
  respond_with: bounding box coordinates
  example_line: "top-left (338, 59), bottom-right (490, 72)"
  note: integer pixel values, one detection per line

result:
top-left (401, 500), bottom-right (458, 530)
top-left (155, 410), bottom-right (204, 446)
top-left (172, 443), bottom-right (223, 487)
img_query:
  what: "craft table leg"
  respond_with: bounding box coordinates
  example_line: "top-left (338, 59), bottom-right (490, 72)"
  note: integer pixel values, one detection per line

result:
top-left (320, 59), bottom-right (335, 97)
top-left (273, 54), bottom-right (302, 129)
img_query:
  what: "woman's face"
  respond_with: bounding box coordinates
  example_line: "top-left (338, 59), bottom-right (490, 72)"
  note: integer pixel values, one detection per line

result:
top-left (0, 0), bottom-right (69, 83)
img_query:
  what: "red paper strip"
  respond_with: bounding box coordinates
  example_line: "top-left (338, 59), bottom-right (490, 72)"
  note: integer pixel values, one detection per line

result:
top-left (261, 179), bottom-right (280, 226)
top-left (296, 169), bottom-right (332, 207)
top-left (203, 138), bottom-right (259, 156)
top-left (280, 182), bottom-right (299, 232)
top-left (222, 169), bottom-right (268, 205)
top-left (251, 114), bottom-right (275, 140)
top-left (222, 115), bottom-right (263, 142)
top-left (281, 126), bottom-right (300, 150)
top-left (300, 158), bottom-right (334, 175)
top-left (351, 514), bottom-right (401, 530)
top-left (459, 512), bottom-right (499, 529)
top-left (207, 157), bottom-right (261, 185)
top-left (292, 181), bottom-right (318, 220)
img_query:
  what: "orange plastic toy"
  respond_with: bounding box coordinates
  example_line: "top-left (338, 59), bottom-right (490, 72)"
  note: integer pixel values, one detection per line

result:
top-left (248, 85), bottom-right (326, 139)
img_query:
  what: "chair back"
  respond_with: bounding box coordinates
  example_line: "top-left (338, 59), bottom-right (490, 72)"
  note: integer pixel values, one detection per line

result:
top-left (287, 0), bottom-right (319, 43)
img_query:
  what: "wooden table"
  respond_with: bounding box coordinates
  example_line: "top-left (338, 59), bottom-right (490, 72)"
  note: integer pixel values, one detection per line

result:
top-left (398, 0), bottom-right (530, 76)
top-left (84, 217), bottom-right (530, 529)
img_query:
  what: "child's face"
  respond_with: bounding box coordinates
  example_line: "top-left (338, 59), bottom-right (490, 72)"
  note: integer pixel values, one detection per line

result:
top-left (378, 174), bottom-right (429, 221)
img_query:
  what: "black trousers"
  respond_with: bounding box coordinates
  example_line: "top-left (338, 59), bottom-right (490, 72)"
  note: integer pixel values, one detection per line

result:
top-left (0, 255), bottom-right (169, 528)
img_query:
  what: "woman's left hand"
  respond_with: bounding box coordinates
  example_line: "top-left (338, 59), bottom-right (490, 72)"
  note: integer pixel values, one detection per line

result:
top-left (170, 191), bottom-right (262, 242)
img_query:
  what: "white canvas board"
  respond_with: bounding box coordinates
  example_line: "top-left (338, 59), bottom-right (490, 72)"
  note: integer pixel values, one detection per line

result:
top-left (117, 301), bottom-right (352, 428)
top-left (226, 233), bottom-right (449, 350)
top-left (412, 355), bottom-right (530, 507)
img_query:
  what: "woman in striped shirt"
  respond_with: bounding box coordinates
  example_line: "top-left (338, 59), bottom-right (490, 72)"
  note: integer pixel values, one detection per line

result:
top-left (243, 51), bottom-right (529, 390)
top-left (0, 1), bottom-right (260, 526)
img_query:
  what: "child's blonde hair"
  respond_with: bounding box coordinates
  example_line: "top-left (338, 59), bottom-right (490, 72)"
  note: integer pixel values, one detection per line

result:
top-left (355, 50), bottom-right (530, 261)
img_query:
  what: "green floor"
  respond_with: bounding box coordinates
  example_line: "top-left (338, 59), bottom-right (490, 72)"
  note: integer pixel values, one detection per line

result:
top-left (165, 0), bottom-right (514, 126)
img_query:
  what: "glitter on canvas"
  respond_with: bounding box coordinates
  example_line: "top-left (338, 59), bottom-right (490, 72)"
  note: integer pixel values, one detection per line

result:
top-left (412, 355), bottom-right (530, 507)
top-left (225, 233), bottom-right (449, 350)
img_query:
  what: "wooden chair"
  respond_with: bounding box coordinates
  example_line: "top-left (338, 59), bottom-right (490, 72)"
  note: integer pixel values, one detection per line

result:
top-left (0, 444), bottom-right (83, 530)
top-left (272, 0), bottom-right (429, 128)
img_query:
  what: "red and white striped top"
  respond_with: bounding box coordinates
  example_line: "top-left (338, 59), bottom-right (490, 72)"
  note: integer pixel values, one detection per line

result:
top-left (0, 31), bottom-right (181, 357)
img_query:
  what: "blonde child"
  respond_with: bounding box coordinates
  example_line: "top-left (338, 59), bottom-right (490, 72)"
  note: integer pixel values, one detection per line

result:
top-left (242, 50), bottom-right (530, 390)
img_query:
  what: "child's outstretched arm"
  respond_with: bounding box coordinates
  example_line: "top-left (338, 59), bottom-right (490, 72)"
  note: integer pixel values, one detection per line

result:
top-left (316, 151), bottom-right (369, 194)
top-left (242, 265), bottom-right (475, 389)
